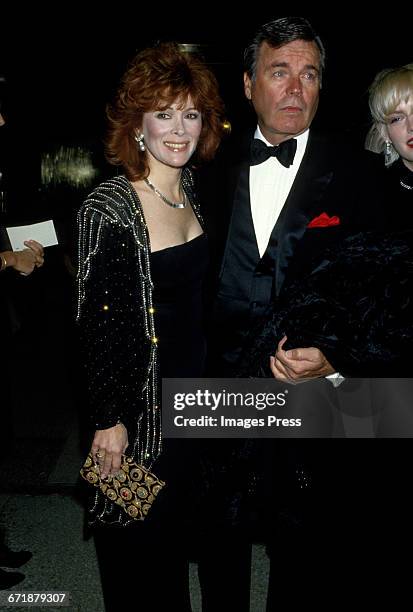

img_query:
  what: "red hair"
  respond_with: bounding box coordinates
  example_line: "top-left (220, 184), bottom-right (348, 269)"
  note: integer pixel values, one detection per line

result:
top-left (105, 42), bottom-right (225, 180)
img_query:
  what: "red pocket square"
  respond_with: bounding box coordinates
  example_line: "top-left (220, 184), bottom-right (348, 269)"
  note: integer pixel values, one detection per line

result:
top-left (307, 212), bottom-right (340, 228)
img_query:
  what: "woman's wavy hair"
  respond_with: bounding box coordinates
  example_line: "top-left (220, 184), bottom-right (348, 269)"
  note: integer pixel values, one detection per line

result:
top-left (365, 63), bottom-right (413, 166)
top-left (105, 42), bottom-right (225, 180)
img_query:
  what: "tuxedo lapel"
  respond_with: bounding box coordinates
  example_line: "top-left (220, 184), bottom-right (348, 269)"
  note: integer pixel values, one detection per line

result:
top-left (219, 159), bottom-right (260, 280)
top-left (274, 131), bottom-right (335, 294)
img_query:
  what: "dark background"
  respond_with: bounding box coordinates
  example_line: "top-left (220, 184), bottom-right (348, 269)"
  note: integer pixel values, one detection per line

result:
top-left (1, 12), bottom-right (411, 141)
top-left (0, 9), bottom-right (412, 562)
top-left (0, 11), bottom-right (411, 224)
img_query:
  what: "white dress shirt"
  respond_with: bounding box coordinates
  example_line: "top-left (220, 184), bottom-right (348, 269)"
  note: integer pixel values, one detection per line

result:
top-left (250, 127), bottom-right (309, 257)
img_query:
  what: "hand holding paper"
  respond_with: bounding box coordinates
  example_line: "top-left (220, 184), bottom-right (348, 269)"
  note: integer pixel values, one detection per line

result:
top-left (6, 220), bottom-right (58, 251)
top-left (0, 240), bottom-right (44, 275)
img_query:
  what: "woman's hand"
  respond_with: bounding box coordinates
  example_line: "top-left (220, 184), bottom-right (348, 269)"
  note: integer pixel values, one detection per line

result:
top-left (91, 422), bottom-right (129, 479)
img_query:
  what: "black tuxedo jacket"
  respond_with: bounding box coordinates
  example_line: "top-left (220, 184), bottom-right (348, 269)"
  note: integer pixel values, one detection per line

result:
top-left (201, 128), bottom-right (373, 290)
top-left (198, 128), bottom-right (377, 373)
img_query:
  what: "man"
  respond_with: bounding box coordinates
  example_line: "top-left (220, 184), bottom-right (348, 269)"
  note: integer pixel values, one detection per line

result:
top-left (201, 16), bottom-right (378, 608)
top-left (206, 16), bottom-right (369, 379)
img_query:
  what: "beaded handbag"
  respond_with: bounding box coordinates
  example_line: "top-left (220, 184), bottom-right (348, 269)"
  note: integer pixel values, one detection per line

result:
top-left (80, 453), bottom-right (166, 521)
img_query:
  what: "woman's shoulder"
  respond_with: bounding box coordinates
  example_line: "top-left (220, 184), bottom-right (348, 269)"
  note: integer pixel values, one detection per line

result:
top-left (84, 175), bottom-right (132, 205)
top-left (80, 175), bottom-right (139, 224)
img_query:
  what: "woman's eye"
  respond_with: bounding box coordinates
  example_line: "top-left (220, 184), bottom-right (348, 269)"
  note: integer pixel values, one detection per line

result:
top-left (186, 112), bottom-right (200, 120)
top-left (389, 115), bottom-right (403, 124)
top-left (155, 113), bottom-right (170, 119)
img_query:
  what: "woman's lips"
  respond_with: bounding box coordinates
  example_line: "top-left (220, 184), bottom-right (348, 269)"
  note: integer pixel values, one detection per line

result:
top-left (164, 142), bottom-right (189, 151)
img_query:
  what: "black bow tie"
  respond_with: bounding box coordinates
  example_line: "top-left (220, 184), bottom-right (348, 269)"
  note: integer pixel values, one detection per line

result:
top-left (250, 137), bottom-right (297, 168)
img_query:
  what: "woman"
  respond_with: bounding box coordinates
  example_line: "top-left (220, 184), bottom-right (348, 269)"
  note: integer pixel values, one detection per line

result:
top-left (365, 63), bottom-right (413, 227)
top-left (76, 42), bottom-right (230, 611)
top-left (357, 63), bottom-right (413, 588)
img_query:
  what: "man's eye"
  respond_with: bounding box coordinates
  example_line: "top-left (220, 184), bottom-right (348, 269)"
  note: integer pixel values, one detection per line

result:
top-left (272, 71), bottom-right (285, 78)
top-left (303, 72), bottom-right (317, 81)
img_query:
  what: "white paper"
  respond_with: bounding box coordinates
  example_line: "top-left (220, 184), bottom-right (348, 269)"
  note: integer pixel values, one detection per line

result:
top-left (6, 220), bottom-right (58, 251)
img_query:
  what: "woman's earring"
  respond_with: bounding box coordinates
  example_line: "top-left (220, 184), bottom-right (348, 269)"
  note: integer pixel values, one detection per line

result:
top-left (134, 133), bottom-right (146, 152)
top-left (385, 140), bottom-right (392, 166)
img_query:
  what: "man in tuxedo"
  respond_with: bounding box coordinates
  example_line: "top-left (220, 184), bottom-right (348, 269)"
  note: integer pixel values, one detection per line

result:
top-left (201, 16), bottom-right (377, 608)
top-left (206, 16), bottom-right (369, 379)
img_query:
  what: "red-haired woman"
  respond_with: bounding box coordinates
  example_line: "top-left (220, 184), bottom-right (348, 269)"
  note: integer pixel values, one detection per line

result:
top-left (77, 43), bottom-right (249, 610)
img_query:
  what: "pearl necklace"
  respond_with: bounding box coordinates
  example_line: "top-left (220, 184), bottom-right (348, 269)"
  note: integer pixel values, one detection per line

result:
top-left (144, 177), bottom-right (187, 209)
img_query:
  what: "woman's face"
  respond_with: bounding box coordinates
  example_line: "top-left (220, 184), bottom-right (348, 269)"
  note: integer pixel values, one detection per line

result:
top-left (386, 98), bottom-right (413, 170)
top-left (140, 96), bottom-right (202, 169)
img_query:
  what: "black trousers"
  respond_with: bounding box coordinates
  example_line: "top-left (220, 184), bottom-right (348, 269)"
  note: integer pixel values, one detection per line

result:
top-left (265, 435), bottom-right (413, 608)
top-left (94, 523), bottom-right (191, 611)
top-left (94, 524), bottom-right (252, 612)
top-left (197, 527), bottom-right (251, 612)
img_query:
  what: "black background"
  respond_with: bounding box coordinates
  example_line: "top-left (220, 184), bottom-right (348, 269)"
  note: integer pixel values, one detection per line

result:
top-left (1, 11), bottom-right (411, 143)
top-left (0, 9), bottom-right (411, 229)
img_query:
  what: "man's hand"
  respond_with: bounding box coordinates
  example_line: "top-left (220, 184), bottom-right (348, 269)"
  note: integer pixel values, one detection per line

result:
top-left (270, 335), bottom-right (335, 383)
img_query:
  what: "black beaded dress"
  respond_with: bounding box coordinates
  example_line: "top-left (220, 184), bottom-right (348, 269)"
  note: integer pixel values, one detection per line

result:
top-left (144, 232), bottom-right (208, 527)
top-left (148, 234), bottom-right (253, 611)
top-left (79, 178), bottom-right (252, 611)
top-left (151, 233), bottom-right (207, 379)
top-left (78, 177), bottom-right (209, 610)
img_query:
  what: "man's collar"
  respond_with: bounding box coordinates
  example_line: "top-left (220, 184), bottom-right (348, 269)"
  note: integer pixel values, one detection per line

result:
top-left (254, 126), bottom-right (309, 148)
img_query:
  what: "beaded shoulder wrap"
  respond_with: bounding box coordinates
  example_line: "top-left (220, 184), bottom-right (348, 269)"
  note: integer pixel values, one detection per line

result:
top-left (76, 171), bottom-right (202, 526)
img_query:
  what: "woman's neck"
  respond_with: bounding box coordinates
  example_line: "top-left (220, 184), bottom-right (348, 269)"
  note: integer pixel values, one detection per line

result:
top-left (402, 158), bottom-right (413, 173)
top-left (146, 162), bottom-right (183, 199)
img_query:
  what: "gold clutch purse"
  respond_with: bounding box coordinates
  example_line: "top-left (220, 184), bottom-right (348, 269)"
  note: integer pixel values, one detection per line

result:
top-left (80, 453), bottom-right (165, 520)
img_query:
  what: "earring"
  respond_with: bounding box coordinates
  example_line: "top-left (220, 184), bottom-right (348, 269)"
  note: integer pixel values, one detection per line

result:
top-left (134, 133), bottom-right (146, 152)
top-left (384, 141), bottom-right (392, 166)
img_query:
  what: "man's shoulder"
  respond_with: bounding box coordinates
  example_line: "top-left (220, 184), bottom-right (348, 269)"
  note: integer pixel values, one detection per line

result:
top-left (303, 130), bottom-right (380, 182)
top-left (306, 129), bottom-right (359, 159)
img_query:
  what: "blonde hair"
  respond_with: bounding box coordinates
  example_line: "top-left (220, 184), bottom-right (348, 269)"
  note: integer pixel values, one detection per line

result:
top-left (365, 63), bottom-right (413, 166)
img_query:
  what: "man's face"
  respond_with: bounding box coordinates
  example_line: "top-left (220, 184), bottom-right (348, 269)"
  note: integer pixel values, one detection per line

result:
top-left (244, 39), bottom-right (321, 145)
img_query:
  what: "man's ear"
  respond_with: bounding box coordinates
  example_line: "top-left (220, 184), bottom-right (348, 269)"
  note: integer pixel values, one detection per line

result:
top-left (244, 72), bottom-right (252, 100)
